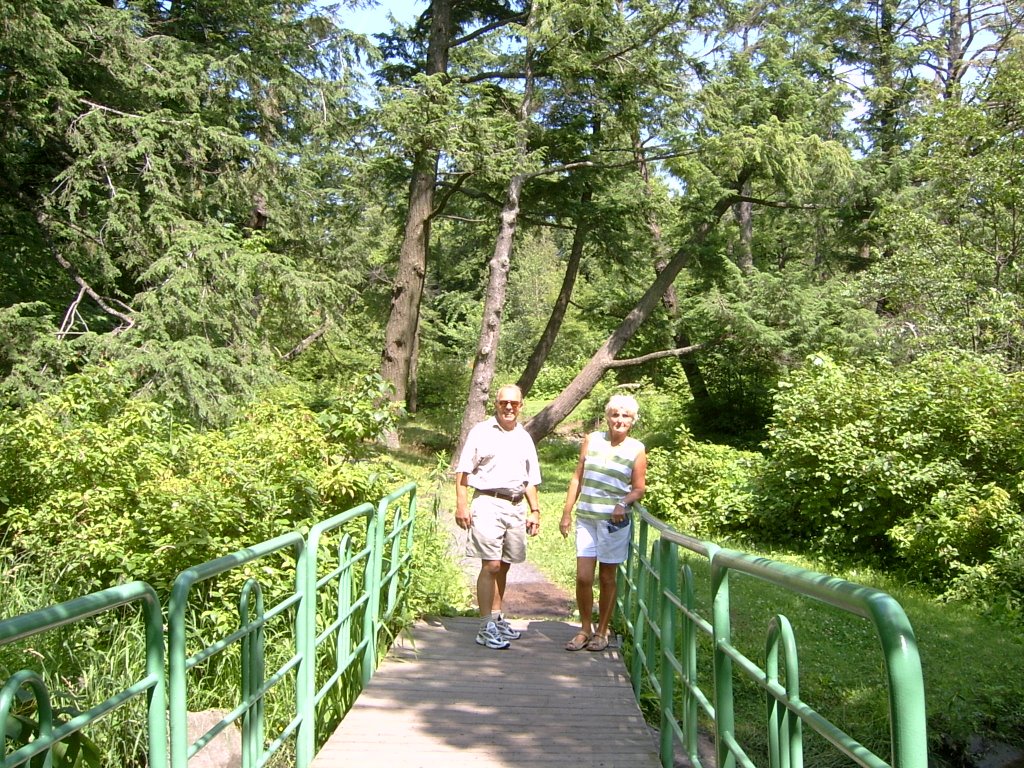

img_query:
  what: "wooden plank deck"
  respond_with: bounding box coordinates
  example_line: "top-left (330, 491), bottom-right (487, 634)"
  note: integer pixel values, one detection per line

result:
top-left (311, 616), bottom-right (663, 768)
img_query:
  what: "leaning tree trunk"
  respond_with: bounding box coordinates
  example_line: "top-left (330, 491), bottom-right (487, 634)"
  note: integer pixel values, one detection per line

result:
top-left (453, 21), bottom-right (536, 461)
top-left (524, 192), bottom-right (739, 443)
top-left (454, 169), bottom-right (529, 457)
top-left (516, 186), bottom-right (591, 397)
top-left (633, 132), bottom-right (713, 409)
top-left (379, 0), bottom-right (452, 446)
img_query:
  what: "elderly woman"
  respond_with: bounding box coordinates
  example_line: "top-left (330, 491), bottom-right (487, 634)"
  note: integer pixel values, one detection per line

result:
top-left (559, 394), bottom-right (647, 651)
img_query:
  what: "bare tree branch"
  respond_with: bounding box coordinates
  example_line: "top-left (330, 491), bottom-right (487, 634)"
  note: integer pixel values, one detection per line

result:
top-left (431, 171), bottom-right (472, 219)
top-left (606, 343), bottom-right (705, 368)
top-left (51, 247), bottom-right (135, 334)
top-left (452, 11), bottom-right (528, 48)
top-left (58, 286), bottom-right (88, 340)
top-left (37, 209), bottom-right (135, 335)
top-left (282, 320), bottom-right (331, 361)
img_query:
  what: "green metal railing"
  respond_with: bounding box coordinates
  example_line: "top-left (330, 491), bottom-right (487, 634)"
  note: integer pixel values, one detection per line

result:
top-left (1, 482), bottom-right (417, 768)
top-left (620, 508), bottom-right (928, 768)
top-left (0, 583), bottom-right (167, 768)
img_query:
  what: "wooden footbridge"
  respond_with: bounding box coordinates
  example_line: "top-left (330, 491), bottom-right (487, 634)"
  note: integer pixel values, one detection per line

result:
top-left (312, 616), bottom-right (664, 768)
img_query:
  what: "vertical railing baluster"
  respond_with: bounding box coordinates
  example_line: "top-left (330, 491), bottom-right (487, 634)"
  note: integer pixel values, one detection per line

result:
top-left (658, 539), bottom-right (678, 768)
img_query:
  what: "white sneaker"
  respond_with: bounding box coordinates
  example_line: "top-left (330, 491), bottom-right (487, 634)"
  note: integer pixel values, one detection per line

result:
top-left (494, 616), bottom-right (521, 640)
top-left (475, 621), bottom-right (511, 649)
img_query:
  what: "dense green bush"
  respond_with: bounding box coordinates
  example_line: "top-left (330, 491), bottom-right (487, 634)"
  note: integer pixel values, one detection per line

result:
top-left (0, 364), bottom-right (400, 598)
top-left (645, 426), bottom-right (763, 539)
top-left (644, 352), bottom-right (1024, 611)
top-left (754, 352), bottom-right (1024, 609)
top-left (527, 363), bottom-right (580, 401)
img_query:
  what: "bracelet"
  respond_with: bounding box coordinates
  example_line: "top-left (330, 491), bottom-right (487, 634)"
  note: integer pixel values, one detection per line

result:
top-left (529, 508), bottom-right (540, 513)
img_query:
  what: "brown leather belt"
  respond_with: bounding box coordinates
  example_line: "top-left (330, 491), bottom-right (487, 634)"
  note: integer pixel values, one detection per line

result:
top-left (474, 488), bottom-right (525, 504)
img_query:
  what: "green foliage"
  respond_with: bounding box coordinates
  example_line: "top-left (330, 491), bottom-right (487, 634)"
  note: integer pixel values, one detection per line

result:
top-left (890, 483), bottom-right (1024, 610)
top-left (526, 363), bottom-right (579, 400)
top-left (313, 373), bottom-right (404, 444)
top-left (3, 711), bottom-right (102, 767)
top-left (413, 354), bottom-right (471, 433)
top-left (0, 0), bottom-right (372, 423)
top-left (755, 352), bottom-right (1024, 610)
top-left (645, 426), bottom-right (763, 539)
top-left (0, 365), bottom-right (399, 598)
top-left (675, 267), bottom-right (883, 443)
top-left (398, 454), bottom-right (473, 618)
top-left (863, 48), bottom-right (1024, 371)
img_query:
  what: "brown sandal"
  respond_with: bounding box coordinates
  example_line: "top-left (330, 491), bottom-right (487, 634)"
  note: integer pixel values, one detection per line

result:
top-left (586, 633), bottom-right (610, 652)
top-left (565, 631), bottom-right (591, 651)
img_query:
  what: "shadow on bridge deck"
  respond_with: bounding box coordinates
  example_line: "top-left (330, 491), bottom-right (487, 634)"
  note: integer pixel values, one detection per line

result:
top-left (311, 616), bottom-right (664, 768)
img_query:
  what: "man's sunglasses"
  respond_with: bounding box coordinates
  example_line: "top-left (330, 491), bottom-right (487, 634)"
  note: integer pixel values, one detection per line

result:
top-left (498, 400), bottom-right (522, 407)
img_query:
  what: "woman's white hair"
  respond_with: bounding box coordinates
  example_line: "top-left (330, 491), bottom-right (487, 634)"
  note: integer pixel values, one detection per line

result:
top-left (605, 394), bottom-right (639, 417)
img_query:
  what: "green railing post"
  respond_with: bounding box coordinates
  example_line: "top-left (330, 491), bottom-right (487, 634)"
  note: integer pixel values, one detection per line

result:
top-left (766, 614), bottom-right (802, 768)
top-left (645, 542), bottom-right (663, 694)
top-left (300, 502), bottom-right (374, 765)
top-left (166, 532), bottom-right (305, 768)
top-left (295, 524), bottom-right (316, 768)
top-left (658, 539), bottom-right (679, 768)
top-left (681, 563), bottom-right (700, 767)
top-left (629, 517), bottom-right (651, 699)
top-left (710, 554), bottom-right (736, 768)
top-left (239, 580), bottom-right (266, 768)
top-left (864, 592), bottom-right (928, 767)
top-left (360, 496), bottom-right (385, 686)
top-left (383, 483), bottom-right (418, 620)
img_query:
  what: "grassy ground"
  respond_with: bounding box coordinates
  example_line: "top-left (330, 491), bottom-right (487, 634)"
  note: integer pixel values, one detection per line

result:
top-left (393, 408), bottom-right (1024, 766)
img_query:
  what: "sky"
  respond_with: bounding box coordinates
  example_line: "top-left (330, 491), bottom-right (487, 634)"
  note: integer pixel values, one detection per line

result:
top-left (335, 1), bottom-right (424, 35)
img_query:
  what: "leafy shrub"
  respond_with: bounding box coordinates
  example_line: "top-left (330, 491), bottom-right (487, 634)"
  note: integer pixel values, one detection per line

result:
top-left (312, 372), bottom-right (404, 444)
top-left (755, 352), bottom-right (1024, 594)
top-left (628, 373), bottom-right (692, 450)
top-left (527, 364), bottom-right (579, 400)
top-left (889, 483), bottom-right (1019, 579)
top-left (0, 364), bottom-right (399, 598)
top-left (413, 355), bottom-right (470, 426)
top-left (645, 426), bottom-right (763, 539)
top-left (888, 481), bottom-right (1024, 613)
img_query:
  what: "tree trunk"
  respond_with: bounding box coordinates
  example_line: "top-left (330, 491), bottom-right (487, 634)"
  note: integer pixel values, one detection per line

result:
top-left (455, 170), bottom-right (529, 457)
top-left (634, 133), bottom-right (712, 410)
top-left (379, 0), bottom-right (452, 438)
top-left (524, 192), bottom-right (738, 443)
top-left (453, 18), bottom-right (536, 460)
top-left (408, 311), bottom-right (421, 413)
top-left (516, 187), bottom-right (591, 397)
top-left (380, 161), bottom-right (437, 406)
top-left (732, 178), bottom-right (754, 273)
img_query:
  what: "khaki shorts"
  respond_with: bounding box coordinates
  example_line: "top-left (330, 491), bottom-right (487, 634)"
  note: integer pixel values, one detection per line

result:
top-left (466, 495), bottom-right (527, 563)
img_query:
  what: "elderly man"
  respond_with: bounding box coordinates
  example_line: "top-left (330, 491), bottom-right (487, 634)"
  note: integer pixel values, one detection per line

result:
top-left (455, 384), bottom-right (542, 649)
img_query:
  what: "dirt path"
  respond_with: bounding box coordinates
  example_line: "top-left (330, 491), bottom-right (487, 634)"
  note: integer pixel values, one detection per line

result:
top-left (445, 513), bottom-right (576, 619)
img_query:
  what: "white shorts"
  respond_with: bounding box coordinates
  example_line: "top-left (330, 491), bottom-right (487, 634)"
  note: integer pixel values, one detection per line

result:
top-left (466, 495), bottom-right (527, 563)
top-left (575, 516), bottom-right (631, 564)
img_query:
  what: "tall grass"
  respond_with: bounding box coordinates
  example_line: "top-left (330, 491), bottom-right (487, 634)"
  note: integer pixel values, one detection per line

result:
top-left (1, 552), bottom-right (151, 765)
